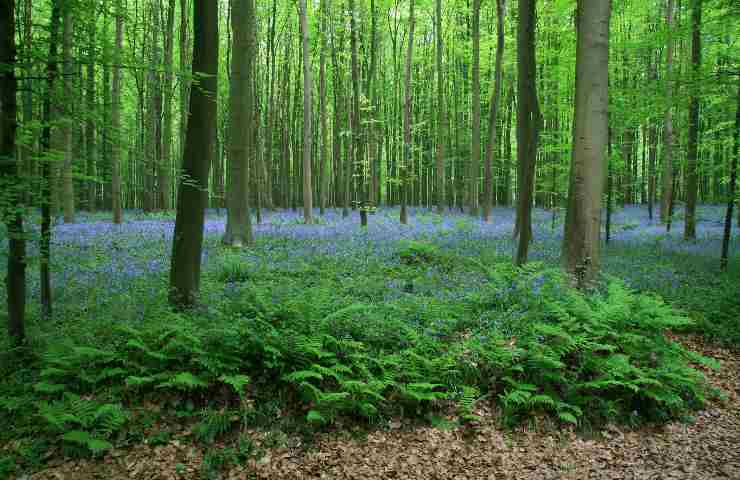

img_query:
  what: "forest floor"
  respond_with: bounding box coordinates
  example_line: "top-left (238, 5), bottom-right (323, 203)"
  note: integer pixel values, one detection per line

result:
top-left (3, 205), bottom-right (740, 479)
top-left (23, 335), bottom-right (740, 479)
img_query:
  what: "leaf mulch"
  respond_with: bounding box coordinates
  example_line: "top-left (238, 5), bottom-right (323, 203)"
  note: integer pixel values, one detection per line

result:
top-left (23, 336), bottom-right (740, 480)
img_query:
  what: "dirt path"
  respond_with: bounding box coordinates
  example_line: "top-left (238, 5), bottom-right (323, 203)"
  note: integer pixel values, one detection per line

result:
top-left (26, 337), bottom-right (740, 480)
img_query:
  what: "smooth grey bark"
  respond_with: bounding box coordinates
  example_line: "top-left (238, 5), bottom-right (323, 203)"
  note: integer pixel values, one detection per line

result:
top-left (563, 0), bottom-right (611, 288)
top-left (483, 0), bottom-right (505, 223)
top-left (318, 0), bottom-right (328, 215)
top-left (111, 0), bottom-right (123, 224)
top-left (161, 0), bottom-right (176, 211)
top-left (661, 0), bottom-right (675, 223)
top-left (435, 0), bottom-right (446, 214)
top-left (469, 0), bottom-right (481, 217)
top-left (299, 0), bottom-right (313, 223)
top-left (514, 0), bottom-right (542, 265)
top-left (684, 0), bottom-right (702, 239)
top-left (401, 0), bottom-right (415, 225)
top-left (61, 0), bottom-right (74, 223)
top-left (224, 0), bottom-right (255, 248)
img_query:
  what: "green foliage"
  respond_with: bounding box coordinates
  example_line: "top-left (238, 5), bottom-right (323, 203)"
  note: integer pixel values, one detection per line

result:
top-left (36, 393), bottom-right (127, 455)
top-left (397, 240), bottom-right (445, 266)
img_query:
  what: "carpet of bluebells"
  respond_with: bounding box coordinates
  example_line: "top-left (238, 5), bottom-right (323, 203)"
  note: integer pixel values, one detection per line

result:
top-left (1, 204), bottom-right (739, 347)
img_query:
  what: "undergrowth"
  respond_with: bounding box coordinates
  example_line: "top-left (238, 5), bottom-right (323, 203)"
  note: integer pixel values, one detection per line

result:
top-left (0, 230), bottom-right (730, 478)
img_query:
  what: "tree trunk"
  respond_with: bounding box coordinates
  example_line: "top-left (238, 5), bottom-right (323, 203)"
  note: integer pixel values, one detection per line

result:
top-left (661, 0), bottom-right (675, 223)
top-left (179, 0), bottom-right (190, 173)
top-left (224, 0), bottom-right (255, 247)
top-left (469, 0), bottom-right (481, 217)
top-left (684, 0), bottom-right (702, 240)
top-left (483, 0), bottom-right (505, 222)
top-left (169, 0), bottom-right (218, 307)
top-left (401, 0), bottom-right (415, 225)
top-left (161, 0), bottom-right (176, 210)
top-left (61, 0), bottom-right (75, 223)
top-left (111, 0), bottom-right (123, 224)
top-left (147, 1), bottom-right (163, 212)
top-left (514, 0), bottom-right (541, 265)
top-left (434, 0), bottom-right (446, 214)
top-left (720, 80), bottom-right (739, 271)
top-left (40, 0), bottom-right (61, 319)
top-left (299, 0), bottom-right (313, 223)
top-left (1, 0), bottom-right (26, 345)
top-left (318, 0), bottom-right (329, 215)
top-left (86, 15), bottom-right (97, 212)
top-left (563, 0), bottom-right (611, 288)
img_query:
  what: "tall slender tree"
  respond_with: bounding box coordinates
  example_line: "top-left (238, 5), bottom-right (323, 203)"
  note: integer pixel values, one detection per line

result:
top-left (401, 0), bottom-right (415, 225)
top-left (318, 0), bottom-right (329, 215)
top-left (720, 79), bottom-right (739, 271)
top-left (684, 0), bottom-right (702, 239)
top-left (61, 0), bottom-right (75, 223)
top-left (563, 0), bottom-right (611, 288)
top-left (169, 0), bottom-right (218, 307)
top-left (111, 0), bottom-right (123, 224)
top-left (1, 0), bottom-right (26, 344)
top-left (299, 0), bottom-right (313, 223)
top-left (483, 0), bottom-right (505, 222)
top-left (224, 0), bottom-right (255, 247)
top-left (434, 0), bottom-right (446, 214)
top-left (514, 0), bottom-right (541, 265)
top-left (469, 0), bottom-right (481, 217)
top-left (660, 0), bottom-right (675, 223)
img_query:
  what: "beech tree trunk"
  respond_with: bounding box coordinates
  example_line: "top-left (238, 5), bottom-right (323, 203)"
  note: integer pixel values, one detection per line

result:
top-left (469, 0), bottom-right (481, 217)
top-left (111, 0), bottom-right (123, 224)
top-left (483, 0), bottom-right (505, 223)
top-left (223, 0), bottom-right (255, 247)
top-left (169, 0), bottom-right (218, 307)
top-left (684, 0), bottom-right (702, 240)
top-left (514, 0), bottom-right (541, 265)
top-left (563, 0), bottom-right (611, 288)
top-left (435, 0), bottom-right (446, 214)
top-left (720, 78), bottom-right (739, 271)
top-left (299, 0), bottom-right (313, 223)
top-left (1, 0), bottom-right (26, 345)
top-left (161, 0), bottom-right (176, 211)
top-left (661, 0), bottom-right (675, 223)
top-left (61, 0), bottom-right (75, 223)
top-left (401, 0), bottom-right (415, 225)
top-left (318, 0), bottom-right (329, 215)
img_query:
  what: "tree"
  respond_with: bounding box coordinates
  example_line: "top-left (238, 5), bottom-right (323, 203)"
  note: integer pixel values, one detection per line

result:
top-left (349, 0), bottom-right (365, 226)
top-left (469, 0), bottom-right (481, 217)
top-left (434, 0), bottom-right (446, 214)
top-left (563, 0), bottom-right (611, 288)
top-left (223, 0), bottom-right (255, 248)
top-left (684, 0), bottom-right (702, 240)
top-left (40, 0), bottom-right (62, 319)
top-left (299, 0), bottom-right (313, 224)
top-left (318, 0), bottom-right (329, 216)
top-left (660, 0), bottom-right (675, 223)
top-left (161, 0), bottom-right (176, 211)
top-left (514, 0), bottom-right (542, 265)
top-left (483, 0), bottom-right (505, 223)
top-left (401, 0), bottom-right (415, 225)
top-left (1, 0), bottom-right (26, 345)
top-left (720, 79), bottom-right (739, 271)
top-left (61, 0), bottom-right (75, 223)
top-left (111, 0), bottom-right (123, 224)
top-left (169, 0), bottom-right (218, 307)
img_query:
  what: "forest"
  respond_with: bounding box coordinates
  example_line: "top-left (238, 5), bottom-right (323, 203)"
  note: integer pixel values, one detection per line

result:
top-left (1, 0), bottom-right (740, 478)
